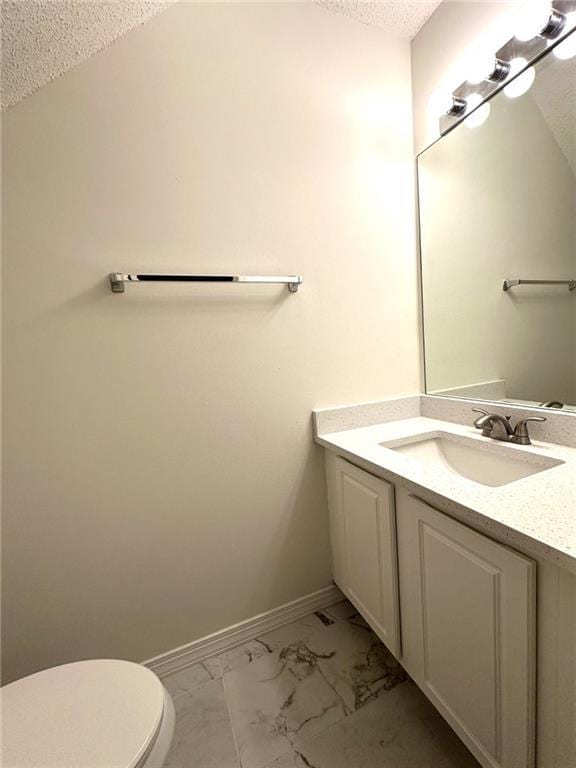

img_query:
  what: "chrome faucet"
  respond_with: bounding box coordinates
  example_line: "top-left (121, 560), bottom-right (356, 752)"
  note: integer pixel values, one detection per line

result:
top-left (472, 409), bottom-right (546, 446)
top-left (472, 409), bottom-right (513, 441)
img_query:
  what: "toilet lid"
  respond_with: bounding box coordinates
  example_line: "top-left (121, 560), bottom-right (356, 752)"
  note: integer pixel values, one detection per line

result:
top-left (1, 659), bottom-right (165, 768)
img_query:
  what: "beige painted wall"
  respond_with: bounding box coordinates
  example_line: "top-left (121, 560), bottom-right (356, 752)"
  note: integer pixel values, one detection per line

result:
top-left (411, 0), bottom-right (521, 154)
top-left (1, 2), bottom-right (419, 683)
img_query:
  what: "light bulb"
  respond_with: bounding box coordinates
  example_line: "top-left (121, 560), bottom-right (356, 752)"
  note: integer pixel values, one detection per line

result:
top-left (554, 26), bottom-right (576, 60)
top-left (466, 102), bottom-right (491, 128)
top-left (504, 59), bottom-right (536, 97)
top-left (467, 51), bottom-right (498, 84)
top-left (466, 94), bottom-right (483, 110)
top-left (515, 0), bottom-right (563, 41)
top-left (505, 57), bottom-right (528, 81)
top-left (464, 94), bottom-right (491, 128)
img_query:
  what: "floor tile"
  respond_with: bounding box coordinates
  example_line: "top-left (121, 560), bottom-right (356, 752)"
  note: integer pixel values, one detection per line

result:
top-left (165, 678), bottom-right (239, 768)
top-left (306, 619), bottom-right (406, 714)
top-left (263, 679), bottom-right (481, 768)
top-left (322, 600), bottom-right (358, 621)
top-left (224, 645), bottom-right (347, 768)
top-left (160, 608), bottom-right (481, 768)
top-left (163, 657), bottom-right (222, 700)
top-left (217, 613), bottom-right (333, 675)
top-left (217, 637), bottom-right (277, 675)
top-left (347, 612), bottom-right (370, 629)
top-left (224, 617), bottom-right (406, 768)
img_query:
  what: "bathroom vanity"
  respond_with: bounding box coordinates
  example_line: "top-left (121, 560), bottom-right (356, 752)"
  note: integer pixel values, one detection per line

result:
top-left (314, 398), bottom-right (576, 768)
top-left (314, 21), bottom-right (576, 768)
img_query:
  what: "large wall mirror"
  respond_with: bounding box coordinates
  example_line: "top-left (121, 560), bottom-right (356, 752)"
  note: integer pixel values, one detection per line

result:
top-left (418, 31), bottom-right (576, 413)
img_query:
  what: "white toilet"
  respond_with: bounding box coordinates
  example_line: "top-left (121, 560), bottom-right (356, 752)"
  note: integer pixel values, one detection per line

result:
top-left (0, 659), bottom-right (175, 768)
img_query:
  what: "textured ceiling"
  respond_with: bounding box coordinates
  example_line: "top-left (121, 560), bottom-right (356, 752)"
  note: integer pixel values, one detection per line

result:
top-left (1, 0), bottom-right (173, 108)
top-left (1, 0), bottom-right (442, 110)
top-left (316, 0), bottom-right (443, 39)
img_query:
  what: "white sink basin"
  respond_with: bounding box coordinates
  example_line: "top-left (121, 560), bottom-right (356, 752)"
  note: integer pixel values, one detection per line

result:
top-left (381, 431), bottom-right (564, 487)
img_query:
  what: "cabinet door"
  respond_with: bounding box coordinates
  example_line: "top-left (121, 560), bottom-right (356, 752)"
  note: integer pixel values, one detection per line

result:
top-left (329, 455), bottom-right (401, 657)
top-left (325, 451), bottom-right (347, 588)
top-left (397, 491), bottom-right (536, 768)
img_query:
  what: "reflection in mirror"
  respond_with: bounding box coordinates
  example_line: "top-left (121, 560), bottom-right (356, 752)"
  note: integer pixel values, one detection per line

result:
top-left (418, 33), bottom-right (576, 413)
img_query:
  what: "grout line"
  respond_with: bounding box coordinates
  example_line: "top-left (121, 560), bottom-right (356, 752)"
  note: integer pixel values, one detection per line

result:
top-left (222, 668), bottom-right (243, 768)
top-left (212, 653), bottom-right (224, 680)
top-left (161, 657), bottom-right (226, 712)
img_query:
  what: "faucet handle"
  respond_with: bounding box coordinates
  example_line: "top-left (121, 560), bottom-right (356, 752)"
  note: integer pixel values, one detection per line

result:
top-left (517, 416), bottom-right (547, 425)
top-left (472, 408), bottom-right (489, 429)
top-left (513, 416), bottom-right (547, 445)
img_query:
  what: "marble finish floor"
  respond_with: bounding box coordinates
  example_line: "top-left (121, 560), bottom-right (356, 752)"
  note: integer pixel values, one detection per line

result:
top-left (161, 600), bottom-right (481, 768)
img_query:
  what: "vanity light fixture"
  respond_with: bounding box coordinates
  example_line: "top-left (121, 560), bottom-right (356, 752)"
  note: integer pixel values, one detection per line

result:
top-left (554, 23), bottom-right (576, 58)
top-left (504, 58), bottom-right (536, 97)
top-left (467, 54), bottom-right (511, 85)
top-left (465, 93), bottom-right (482, 110)
top-left (430, 89), bottom-right (467, 116)
top-left (487, 58), bottom-right (512, 82)
top-left (515, 0), bottom-right (566, 41)
top-left (436, 0), bottom-right (576, 134)
top-left (445, 96), bottom-right (467, 116)
top-left (506, 56), bottom-right (529, 80)
top-left (464, 96), bottom-right (491, 128)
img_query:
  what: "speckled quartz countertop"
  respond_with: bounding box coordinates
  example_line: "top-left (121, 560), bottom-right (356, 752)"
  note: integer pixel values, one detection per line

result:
top-left (316, 415), bottom-right (576, 574)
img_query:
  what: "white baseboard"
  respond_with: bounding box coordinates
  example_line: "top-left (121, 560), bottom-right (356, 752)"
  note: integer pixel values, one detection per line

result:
top-left (143, 584), bottom-right (343, 678)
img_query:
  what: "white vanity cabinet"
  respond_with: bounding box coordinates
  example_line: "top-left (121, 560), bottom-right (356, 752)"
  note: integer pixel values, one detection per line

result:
top-left (396, 489), bottom-right (536, 768)
top-left (324, 453), bottom-right (538, 768)
top-left (325, 452), bottom-right (401, 656)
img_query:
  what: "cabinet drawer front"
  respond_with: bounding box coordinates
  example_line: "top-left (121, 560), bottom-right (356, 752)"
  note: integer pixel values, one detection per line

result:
top-left (336, 457), bottom-right (401, 656)
top-left (400, 493), bottom-right (536, 768)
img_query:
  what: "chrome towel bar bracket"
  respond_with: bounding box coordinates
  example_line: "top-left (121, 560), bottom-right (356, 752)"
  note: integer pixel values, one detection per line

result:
top-left (110, 273), bottom-right (303, 293)
top-left (503, 279), bottom-right (576, 292)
